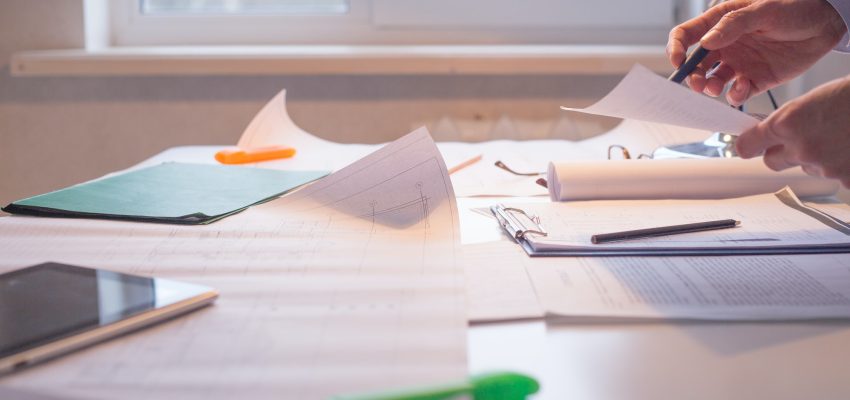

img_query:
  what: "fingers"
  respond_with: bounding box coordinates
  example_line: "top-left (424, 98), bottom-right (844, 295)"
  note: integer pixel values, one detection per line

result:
top-left (666, 2), bottom-right (744, 66)
top-left (666, 28), bottom-right (689, 68)
top-left (687, 66), bottom-right (708, 93)
top-left (701, 3), bottom-right (765, 50)
top-left (736, 121), bottom-right (782, 159)
top-left (683, 53), bottom-right (722, 93)
top-left (704, 62), bottom-right (736, 97)
top-left (800, 163), bottom-right (824, 177)
top-left (762, 145), bottom-right (798, 171)
top-left (667, 24), bottom-right (705, 68)
top-left (738, 112), bottom-right (801, 172)
top-left (737, 77), bottom-right (850, 184)
top-left (726, 78), bottom-right (752, 106)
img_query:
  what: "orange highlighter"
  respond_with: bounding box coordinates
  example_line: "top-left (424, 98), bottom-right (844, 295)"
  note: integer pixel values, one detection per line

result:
top-left (215, 145), bottom-right (296, 164)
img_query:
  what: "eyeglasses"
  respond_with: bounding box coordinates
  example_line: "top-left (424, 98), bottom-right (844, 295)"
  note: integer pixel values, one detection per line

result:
top-left (494, 160), bottom-right (545, 176)
top-left (607, 145), bottom-right (654, 160)
top-left (493, 160), bottom-right (548, 188)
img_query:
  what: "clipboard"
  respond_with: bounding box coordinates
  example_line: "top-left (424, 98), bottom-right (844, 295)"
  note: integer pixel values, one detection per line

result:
top-left (490, 196), bottom-right (850, 257)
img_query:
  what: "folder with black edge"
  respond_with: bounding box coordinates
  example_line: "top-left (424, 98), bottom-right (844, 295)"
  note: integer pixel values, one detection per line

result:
top-left (2, 163), bottom-right (328, 224)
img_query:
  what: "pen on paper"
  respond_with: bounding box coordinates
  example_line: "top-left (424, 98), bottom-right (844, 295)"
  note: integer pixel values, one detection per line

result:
top-left (215, 145), bottom-right (296, 164)
top-left (448, 154), bottom-right (483, 175)
top-left (591, 219), bottom-right (740, 244)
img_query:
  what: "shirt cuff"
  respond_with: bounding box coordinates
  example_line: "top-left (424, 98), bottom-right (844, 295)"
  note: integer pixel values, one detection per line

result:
top-left (826, 0), bottom-right (850, 52)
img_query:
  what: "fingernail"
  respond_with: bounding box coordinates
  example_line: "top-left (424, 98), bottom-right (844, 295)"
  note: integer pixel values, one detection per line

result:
top-left (734, 134), bottom-right (754, 158)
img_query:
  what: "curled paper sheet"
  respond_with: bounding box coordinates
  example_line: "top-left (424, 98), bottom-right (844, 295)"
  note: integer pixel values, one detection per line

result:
top-left (547, 158), bottom-right (839, 201)
top-left (561, 64), bottom-right (761, 134)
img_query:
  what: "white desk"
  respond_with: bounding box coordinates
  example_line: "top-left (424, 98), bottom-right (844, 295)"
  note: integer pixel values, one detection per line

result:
top-left (469, 319), bottom-right (850, 399)
top-left (4, 144), bottom-right (850, 400)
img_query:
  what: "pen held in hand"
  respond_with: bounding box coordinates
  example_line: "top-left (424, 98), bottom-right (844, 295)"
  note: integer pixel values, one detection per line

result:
top-left (591, 219), bottom-right (741, 245)
top-left (668, 46), bottom-right (711, 84)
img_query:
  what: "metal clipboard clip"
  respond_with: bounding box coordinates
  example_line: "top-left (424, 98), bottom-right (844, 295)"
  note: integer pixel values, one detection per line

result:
top-left (490, 204), bottom-right (548, 242)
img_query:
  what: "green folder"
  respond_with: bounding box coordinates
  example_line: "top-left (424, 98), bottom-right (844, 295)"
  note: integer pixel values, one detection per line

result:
top-left (2, 163), bottom-right (328, 225)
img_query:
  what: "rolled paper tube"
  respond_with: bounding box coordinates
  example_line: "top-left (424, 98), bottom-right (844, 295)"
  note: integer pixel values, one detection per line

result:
top-left (547, 158), bottom-right (839, 201)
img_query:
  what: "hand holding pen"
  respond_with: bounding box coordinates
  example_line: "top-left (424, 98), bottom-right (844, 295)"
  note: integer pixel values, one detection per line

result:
top-left (666, 0), bottom-right (844, 105)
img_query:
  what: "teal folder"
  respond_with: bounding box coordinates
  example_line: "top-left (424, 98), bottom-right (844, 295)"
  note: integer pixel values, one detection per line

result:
top-left (2, 163), bottom-right (328, 224)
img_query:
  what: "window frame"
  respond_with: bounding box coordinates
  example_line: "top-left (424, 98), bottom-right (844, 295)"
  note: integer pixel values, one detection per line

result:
top-left (11, 0), bottom-right (703, 77)
top-left (108, 0), bottom-right (684, 47)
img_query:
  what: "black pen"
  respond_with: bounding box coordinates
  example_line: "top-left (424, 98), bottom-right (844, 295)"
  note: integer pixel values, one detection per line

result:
top-left (668, 46), bottom-right (711, 83)
top-left (591, 219), bottom-right (740, 244)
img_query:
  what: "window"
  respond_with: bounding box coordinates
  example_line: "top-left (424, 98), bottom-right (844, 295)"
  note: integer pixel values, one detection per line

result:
top-left (3, 0), bottom-right (697, 77)
top-left (108, 0), bottom-right (686, 46)
top-left (141, 0), bottom-right (349, 15)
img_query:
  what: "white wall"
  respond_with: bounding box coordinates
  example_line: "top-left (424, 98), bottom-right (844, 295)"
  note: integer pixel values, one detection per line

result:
top-left (1, 0), bottom-right (848, 207)
top-left (0, 0), bottom-right (625, 207)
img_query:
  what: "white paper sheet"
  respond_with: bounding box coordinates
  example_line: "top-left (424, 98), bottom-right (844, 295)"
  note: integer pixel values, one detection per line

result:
top-left (235, 89), bottom-right (379, 171)
top-left (561, 64), bottom-right (761, 134)
top-left (462, 241), bottom-right (544, 322)
top-left (0, 129), bottom-right (467, 400)
top-left (528, 253), bottom-right (850, 321)
top-left (547, 157), bottom-right (839, 201)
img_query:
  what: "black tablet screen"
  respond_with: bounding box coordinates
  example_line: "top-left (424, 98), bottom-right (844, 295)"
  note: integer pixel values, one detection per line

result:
top-left (0, 263), bottom-right (156, 358)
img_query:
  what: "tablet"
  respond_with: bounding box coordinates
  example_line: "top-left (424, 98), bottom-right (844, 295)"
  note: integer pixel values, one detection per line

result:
top-left (0, 262), bottom-right (218, 375)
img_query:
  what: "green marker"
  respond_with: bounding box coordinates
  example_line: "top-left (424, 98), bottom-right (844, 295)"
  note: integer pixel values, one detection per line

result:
top-left (331, 371), bottom-right (540, 400)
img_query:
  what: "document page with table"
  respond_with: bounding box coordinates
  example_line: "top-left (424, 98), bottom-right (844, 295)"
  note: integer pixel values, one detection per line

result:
top-left (529, 253), bottom-right (850, 321)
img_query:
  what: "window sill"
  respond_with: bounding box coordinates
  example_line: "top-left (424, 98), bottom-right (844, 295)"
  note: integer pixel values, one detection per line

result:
top-left (11, 45), bottom-right (668, 77)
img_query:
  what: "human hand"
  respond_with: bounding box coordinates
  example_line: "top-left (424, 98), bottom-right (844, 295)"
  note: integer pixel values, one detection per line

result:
top-left (667, 0), bottom-right (846, 105)
top-left (736, 75), bottom-right (850, 188)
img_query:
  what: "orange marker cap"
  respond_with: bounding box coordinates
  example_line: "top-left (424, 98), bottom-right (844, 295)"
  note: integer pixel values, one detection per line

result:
top-left (215, 146), bottom-right (296, 164)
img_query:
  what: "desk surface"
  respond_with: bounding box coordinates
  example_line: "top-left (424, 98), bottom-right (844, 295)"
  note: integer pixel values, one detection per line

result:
top-left (469, 319), bottom-right (850, 399)
top-left (4, 144), bottom-right (850, 400)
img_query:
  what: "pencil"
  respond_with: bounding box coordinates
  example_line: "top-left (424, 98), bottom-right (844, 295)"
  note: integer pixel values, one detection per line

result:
top-left (448, 154), bottom-right (483, 175)
top-left (591, 219), bottom-right (740, 244)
